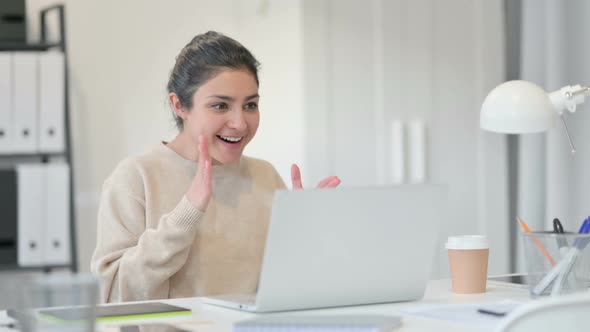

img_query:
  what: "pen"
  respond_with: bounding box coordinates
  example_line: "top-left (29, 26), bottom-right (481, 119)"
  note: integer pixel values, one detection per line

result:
top-left (553, 218), bottom-right (564, 233)
top-left (535, 218), bottom-right (590, 296)
top-left (572, 218), bottom-right (590, 249)
top-left (550, 219), bottom-right (590, 296)
top-left (517, 217), bottom-right (556, 266)
top-left (553, 218), bottom-right (568, 249)
top-left (477, 308), bottom-right (507, 317)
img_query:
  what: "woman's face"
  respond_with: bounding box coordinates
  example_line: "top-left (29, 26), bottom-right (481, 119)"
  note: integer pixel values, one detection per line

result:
top-left (184, 69), bottom-right (260, 164)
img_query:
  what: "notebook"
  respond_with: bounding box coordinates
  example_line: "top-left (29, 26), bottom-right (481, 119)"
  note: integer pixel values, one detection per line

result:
top-left (8, 302), bottom-right (191, 321)
top-left (203, 185), bottom-right (447, 312)
top-left (233, 315), bottom-right (402, 332)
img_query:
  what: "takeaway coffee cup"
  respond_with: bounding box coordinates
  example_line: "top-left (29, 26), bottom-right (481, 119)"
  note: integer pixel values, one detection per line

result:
top-left (446, 235), bottom-right (489, 294)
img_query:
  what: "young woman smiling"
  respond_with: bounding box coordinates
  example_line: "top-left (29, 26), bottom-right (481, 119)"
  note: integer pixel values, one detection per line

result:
top-left (90, 31), bottom-right (340, 303)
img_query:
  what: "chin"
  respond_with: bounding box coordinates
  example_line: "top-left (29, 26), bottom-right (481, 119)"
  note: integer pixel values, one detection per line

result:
top-left (213, 154), bottom-right (242, 165)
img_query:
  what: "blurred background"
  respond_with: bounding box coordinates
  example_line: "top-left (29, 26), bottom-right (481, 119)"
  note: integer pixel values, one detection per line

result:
top-left (1, 0), bottom-right (590, 308)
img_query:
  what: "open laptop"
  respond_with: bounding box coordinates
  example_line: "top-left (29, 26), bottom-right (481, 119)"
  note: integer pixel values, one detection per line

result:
top-left (202, 185), bottom-right (447, 312)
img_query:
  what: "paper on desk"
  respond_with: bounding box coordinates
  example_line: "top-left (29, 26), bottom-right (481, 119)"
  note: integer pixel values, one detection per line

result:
top-left (399, 300), bottom-right (523, 331)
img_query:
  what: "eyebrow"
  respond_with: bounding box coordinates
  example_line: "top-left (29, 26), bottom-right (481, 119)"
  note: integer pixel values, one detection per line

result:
top-left (206, 94), bottom-right (260, 101)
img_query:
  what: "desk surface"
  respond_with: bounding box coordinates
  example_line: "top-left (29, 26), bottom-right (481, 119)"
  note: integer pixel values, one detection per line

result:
top-left (0, 279), bottom-right (532, 332)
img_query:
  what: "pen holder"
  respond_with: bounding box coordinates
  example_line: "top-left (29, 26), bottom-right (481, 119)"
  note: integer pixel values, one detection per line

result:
top-left (522, 232), bottom-right (590, 297)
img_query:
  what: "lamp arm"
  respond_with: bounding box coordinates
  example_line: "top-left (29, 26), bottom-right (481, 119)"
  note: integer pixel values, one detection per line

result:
top-left (548, 85), bottom-right (590, 115)
top-left (547, 85), bottom-right (589, 154)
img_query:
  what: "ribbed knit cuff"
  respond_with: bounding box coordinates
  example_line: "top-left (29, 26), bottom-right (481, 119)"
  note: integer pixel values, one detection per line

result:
top-left (167, 196), bottom-right (205, 232)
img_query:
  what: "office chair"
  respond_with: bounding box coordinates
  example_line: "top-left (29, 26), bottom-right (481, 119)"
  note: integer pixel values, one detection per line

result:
top-left (494, 291), bottom-right (590, 332)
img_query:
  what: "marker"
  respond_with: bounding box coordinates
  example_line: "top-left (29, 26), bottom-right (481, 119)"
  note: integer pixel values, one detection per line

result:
top-left (553, 218), bottom-right (564, 233)
top-left (517, 217), bottom-right (556, 266)
top-left (553, 218), bottom-right (568, 249)
top-left (535, 218), bottom-right (590, 296)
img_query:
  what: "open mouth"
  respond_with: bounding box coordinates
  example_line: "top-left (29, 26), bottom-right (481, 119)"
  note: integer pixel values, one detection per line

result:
top-left (216, 135), bottom-right (244, 144)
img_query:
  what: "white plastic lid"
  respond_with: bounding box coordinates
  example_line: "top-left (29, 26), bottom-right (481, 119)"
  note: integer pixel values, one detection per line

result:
top-left (445, 235), bottom-right (489, 250)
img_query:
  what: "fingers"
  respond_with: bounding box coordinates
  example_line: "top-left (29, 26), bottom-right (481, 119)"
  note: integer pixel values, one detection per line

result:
top-left (198, 135), bottom-right (212, 184)
top-left (316, 176), bottom-right (341, 189)
top-left (187, 135), bottom-right (213, 211)
top-left (290, 164), bottom-right (303, 189)
top-left (325, 176), bottom-right (341, 188)
top-left (292, 163), bottom-right (341, 190)
top-left (202, 158), bottom-right (212, 191)
top-left (198, 136), bottom-right (211, 171)
top-left (316, 176), bottom-right (336, 188)
top-left (199, 135), bottom-right (210, 165)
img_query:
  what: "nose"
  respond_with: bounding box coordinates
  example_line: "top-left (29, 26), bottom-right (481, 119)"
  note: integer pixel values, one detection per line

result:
top-left (227, 109), bottom-right (247, 131)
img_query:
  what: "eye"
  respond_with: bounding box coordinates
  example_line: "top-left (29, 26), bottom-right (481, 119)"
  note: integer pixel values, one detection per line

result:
top-left (212, 103), bottom-right (228, 111)
top-left (244, 102), bottom-right (258, 111)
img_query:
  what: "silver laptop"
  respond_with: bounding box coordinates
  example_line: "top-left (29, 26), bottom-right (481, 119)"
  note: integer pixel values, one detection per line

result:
top-left (202, 185), bottom-right (447, 312)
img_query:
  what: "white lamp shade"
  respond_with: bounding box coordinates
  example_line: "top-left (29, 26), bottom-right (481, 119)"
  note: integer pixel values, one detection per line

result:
top-left (480, 80), bottom-right (556, 133)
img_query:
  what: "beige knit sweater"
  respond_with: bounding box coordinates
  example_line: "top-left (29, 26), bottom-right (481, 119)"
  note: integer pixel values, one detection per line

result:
top-left (90, 143), bottom-right (286, 303)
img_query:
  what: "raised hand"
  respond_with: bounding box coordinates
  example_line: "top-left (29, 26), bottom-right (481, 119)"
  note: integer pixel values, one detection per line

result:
top-left (186, 135), bottom-right (212, 211)
top-left (290, 164), bottom-right (340, 190)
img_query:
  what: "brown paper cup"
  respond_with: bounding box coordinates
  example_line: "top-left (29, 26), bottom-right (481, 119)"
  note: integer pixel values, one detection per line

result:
top-left (446, 235), bottom-right (490, 294)
top-left (448, 248), bottom-right (489, 293)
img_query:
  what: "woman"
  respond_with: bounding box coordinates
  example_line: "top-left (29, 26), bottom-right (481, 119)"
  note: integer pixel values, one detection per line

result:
top-left (90, 31), bottom-right (340, 302)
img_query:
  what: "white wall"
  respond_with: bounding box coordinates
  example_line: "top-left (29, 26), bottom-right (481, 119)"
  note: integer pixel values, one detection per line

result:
top-left (518, 0), bottom-right (590, 271)
top-left (22, 0), bottom-right (509, 278)
top-left (26, 0), bottom-right (305, 272)
top-left (302, 0), bottom-right (509, 277)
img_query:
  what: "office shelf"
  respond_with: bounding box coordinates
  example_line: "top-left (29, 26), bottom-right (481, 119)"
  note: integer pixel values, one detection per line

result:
top-left (0, 42), bottom-right (60, 51)
top-left (0, 152), bottom-right (66, 159)
top-left (0, 4), bottom-right (77, 273)
top-left (0, 264), bottom-right (71, 272)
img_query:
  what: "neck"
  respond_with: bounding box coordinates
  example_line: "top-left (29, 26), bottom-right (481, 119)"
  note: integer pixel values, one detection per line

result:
top-left (167, 131), bottom-right (199, 162)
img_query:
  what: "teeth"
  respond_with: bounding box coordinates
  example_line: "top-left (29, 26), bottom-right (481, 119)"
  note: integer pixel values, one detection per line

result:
top-left (219, 136), bottom-right (243, 142)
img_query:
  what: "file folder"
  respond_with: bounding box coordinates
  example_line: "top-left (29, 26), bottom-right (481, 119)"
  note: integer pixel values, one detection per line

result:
top-left (12, 52), bottom-right (39, 153)
top-left (38, 52), bottom-right (65, 153)
top-left (16, 164), bottom-right (45, 266)
top-left (0, 53), bottom-right (12, 154)
top-left (43, 163), bottom-right (71, 265)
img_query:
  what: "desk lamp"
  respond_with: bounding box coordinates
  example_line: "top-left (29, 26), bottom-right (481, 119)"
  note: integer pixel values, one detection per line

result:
top-left (480, 80), bottom-right (590, 153)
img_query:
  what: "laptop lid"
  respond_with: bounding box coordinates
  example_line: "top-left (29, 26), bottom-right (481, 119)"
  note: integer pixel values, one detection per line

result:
top-left (254, 185), bottom-right (447, 312)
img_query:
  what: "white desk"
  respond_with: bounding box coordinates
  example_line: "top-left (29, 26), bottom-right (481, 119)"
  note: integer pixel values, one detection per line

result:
top-left (0, 279), bottom-right (532, 332)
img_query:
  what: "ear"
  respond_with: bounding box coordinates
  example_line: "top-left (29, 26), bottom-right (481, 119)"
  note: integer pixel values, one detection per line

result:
top-left (169, 92), bottom-right (188, 120)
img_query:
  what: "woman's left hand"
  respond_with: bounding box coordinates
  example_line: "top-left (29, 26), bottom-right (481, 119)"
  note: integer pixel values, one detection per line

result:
top-left (290, 164), bottom-right (341, 190)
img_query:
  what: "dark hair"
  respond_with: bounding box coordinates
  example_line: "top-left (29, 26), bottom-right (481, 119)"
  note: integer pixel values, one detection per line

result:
top-left (167, 31), bottom-right (260, 130)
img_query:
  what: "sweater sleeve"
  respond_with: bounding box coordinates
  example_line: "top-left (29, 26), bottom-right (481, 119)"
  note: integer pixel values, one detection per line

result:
top-left (90, 179), bottom-right (203, 303)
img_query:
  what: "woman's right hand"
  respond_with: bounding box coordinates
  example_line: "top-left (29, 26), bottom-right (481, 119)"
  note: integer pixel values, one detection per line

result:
top-left (186, 135), bottom-right (212, 211)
